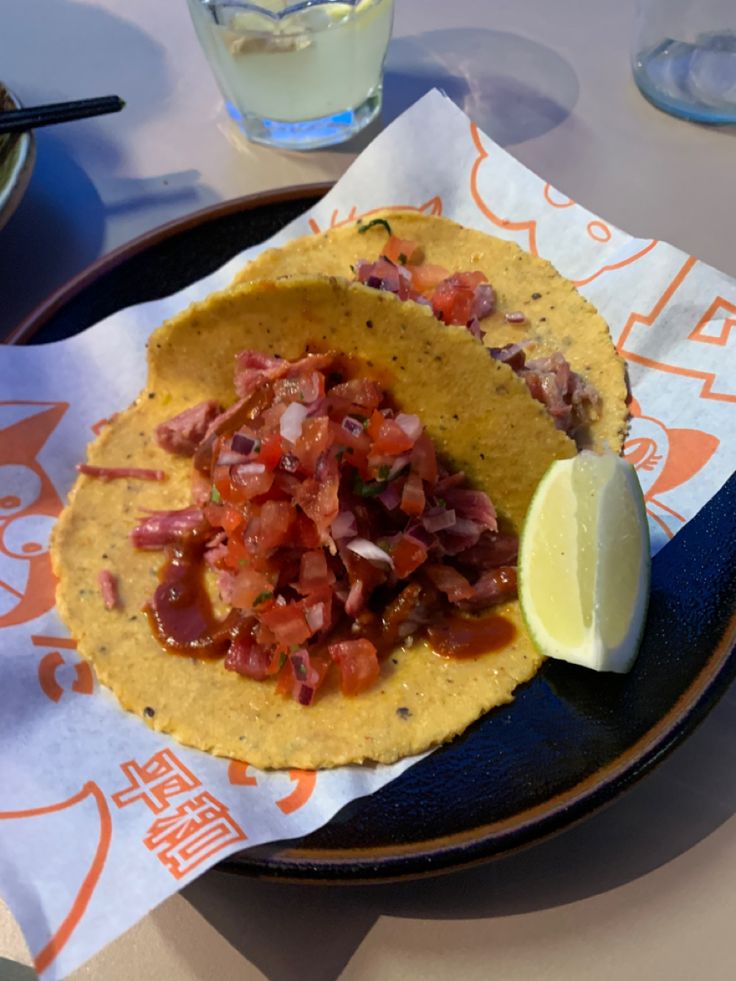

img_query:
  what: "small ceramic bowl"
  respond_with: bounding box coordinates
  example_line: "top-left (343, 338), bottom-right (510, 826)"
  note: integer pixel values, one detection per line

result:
top-left (0, 84), bottom-right (36, 232)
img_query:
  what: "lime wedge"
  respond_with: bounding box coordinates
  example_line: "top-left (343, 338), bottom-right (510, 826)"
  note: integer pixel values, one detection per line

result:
top-left (518, 452), bottom-right (650, 673)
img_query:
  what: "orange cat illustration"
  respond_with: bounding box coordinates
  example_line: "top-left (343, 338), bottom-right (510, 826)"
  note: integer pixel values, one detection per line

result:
top-left (623, 398), bottom-right (719, 540)
top-left (0, 401), bottom-right (68, 627)
top-left (468, 122), bottom-right (656, 285)
top-left (0, 781), bottom-right (111, 974)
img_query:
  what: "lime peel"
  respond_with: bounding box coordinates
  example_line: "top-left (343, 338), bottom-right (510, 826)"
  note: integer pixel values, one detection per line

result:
top-left (518, 451), bottom-right (650, 673)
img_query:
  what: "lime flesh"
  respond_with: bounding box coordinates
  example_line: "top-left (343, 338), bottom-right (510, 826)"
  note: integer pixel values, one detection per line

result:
top-left (519, 452), bottom-right (650, 673)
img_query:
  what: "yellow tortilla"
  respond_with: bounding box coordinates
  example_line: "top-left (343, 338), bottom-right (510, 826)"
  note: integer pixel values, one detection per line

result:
top-left (234, 212), bottom-right (628, 452)
top-left (53, 277), bottom-right (575, 769)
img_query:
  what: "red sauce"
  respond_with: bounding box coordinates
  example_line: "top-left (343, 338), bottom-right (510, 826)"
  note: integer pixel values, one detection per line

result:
top-left (426, 613), bottom-right (515, 660)
top-left (144, 544), bottom-right (240, 657)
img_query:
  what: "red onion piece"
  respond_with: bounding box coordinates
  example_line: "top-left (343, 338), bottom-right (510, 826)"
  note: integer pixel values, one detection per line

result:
top-left (216, 450), bottom-right (250, 466)
top-left (404, 523), bottom-right (435, 547)
top-left (331, 510), bottom-right (357, 539)
top-left (387, 454), bottom-right (410, 480)
top-left (345, 579), bottom-right (365, 617)
top-left (489, 344), bottom-right (527, 371)
top-left (466, 317), bottom-right (483, 341)
top-left (231, 462), bottom-right (265, 477)
top-left (305, 603), bottom-right (325, 632)
top-left (423, 508), bottom-right (457, 533)
top-left (378, 482), bottom-right (401, 511)
top-left (395, 413), bottom-right (422, 441)
top-left (280, 402), bottom-right (308, 443)
top-left (341, 415), bottom-right (364, 437)
top-left (471, 283), bottom-right (496, 319)
top-left (287, 650), bottom-right (316, 705)
top-left (453, 517), bottom-right (483, 537)
top-left (306, 396), bottom-right (327, 418)
top-left (346, 537), bottom-right (394, 569)
top-left (297, 683), bottom-right (315, 706)
top-left (231, 432), bottom-right (257, 455)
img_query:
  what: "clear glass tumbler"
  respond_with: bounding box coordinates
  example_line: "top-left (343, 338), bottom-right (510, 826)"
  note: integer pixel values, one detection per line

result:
top-left (187, 0), bottom-right (395, 150)
top-left (632, 0), bottom-right (736, 124)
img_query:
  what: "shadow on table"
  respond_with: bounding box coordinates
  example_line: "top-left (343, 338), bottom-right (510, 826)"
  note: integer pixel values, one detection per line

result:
top-left (182, 682), bottom-right (736, 981)
top-left (0, 131), bottom-right (105, 336)
top-left (378, 29), bottom-right (579, 149)
top-left (0, 957), bottom-right (36, 980)
top-left (0, 0), bottom-right (218, 339)
top-left (325, 29), bottom-right (579, 157)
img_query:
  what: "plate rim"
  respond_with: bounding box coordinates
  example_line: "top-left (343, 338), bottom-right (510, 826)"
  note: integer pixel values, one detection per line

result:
top-left (7, 186), bottom-right (736, 883)
top-left (3, 181), bottom-right (332, 345)
top-left (223, 606), bottom-right (736, 882)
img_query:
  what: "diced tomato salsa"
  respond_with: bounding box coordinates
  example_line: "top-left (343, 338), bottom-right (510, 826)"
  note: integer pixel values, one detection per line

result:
top-left (138, 349), bottom-right (518, 706)
top-left (353, 234), bottom-right (497, 331)
top-left (351, 224), bottom-right (602, 444)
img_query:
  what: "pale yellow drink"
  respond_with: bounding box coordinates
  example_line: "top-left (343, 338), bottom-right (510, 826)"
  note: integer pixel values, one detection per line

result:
top-left (188, 0), bottom-right (394, 128)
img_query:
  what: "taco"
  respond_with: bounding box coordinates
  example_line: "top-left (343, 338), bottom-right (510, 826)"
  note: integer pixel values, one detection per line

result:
top-left (233, 212), bottom-right (628, 452)
top-left (52, 277), bottom-right (576, 770)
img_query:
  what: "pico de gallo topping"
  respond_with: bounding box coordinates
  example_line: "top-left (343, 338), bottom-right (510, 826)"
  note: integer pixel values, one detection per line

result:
top-left (352, 222), bottom-right (601, 443)
top-left (135, 351), bottom-right (518, 706)
top-left (354, 235), bottom-right (496, 336)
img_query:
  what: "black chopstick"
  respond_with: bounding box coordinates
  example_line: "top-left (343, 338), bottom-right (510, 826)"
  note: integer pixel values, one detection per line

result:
top-left (0, 95), bottom-right (125, 135)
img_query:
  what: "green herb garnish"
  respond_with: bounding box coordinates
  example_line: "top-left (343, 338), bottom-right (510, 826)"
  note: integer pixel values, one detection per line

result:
top-left (357, 217), bottom-right (392, 235)
top-left (278, 653), bottom-right (287, 670)
top-left (295, 661), bottom-right (308, 680)
top-left (353, 475), bottom-right (385, 498)
top-left (210, 486), bottom-right (222, 504)
top-left (253, 591), bottom-right (273, 607)
top-left (398, 252), bottom-right (407, 265)
top-left (378, 464), bottom-right (392, 480)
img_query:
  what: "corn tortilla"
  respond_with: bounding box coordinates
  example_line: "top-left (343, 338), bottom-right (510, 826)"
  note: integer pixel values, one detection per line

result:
top-left (234, 212), bottom-right (628, 452)
top-left (53, 278), bottom-right (575, 769)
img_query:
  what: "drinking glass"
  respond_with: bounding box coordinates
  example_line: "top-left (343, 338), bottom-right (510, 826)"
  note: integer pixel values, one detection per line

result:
top-left (632, 0), bottom-right (736, 124)
top-left (187, 0), bottom-right (395, 150)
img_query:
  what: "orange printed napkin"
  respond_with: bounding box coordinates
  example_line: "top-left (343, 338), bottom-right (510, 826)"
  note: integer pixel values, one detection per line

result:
top-left (0, 91), bottom-right (733, 978)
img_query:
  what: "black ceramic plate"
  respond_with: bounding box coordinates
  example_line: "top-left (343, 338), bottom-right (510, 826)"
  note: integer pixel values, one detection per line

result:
top-left (7, 187), bottom-right (736, 883)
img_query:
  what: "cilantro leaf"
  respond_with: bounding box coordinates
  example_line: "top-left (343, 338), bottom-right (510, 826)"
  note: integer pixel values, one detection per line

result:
top-left (353, 475), bottom-right (385, 498)
top-left (357, 217), bottom-right (392, 235)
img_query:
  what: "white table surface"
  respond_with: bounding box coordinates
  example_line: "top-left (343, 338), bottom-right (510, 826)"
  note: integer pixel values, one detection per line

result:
top-left (2, 1), bottom-right (736, 977)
